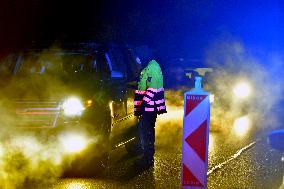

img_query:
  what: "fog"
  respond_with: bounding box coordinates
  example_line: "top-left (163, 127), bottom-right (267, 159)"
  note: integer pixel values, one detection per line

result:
top-left (0, 48), bottom-right (107, 189)
top-left (0, 41), bottom-right (283, 188)
top-left (205, 40), bottom-right (284, 134)
top-left (156, 40), bottom-right (284, 152)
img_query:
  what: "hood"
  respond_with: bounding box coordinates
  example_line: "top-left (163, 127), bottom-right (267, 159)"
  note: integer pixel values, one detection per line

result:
top-left (1, 73), bottom-right (102, 100)
top-left (146, 60), bottom-right (162, 73)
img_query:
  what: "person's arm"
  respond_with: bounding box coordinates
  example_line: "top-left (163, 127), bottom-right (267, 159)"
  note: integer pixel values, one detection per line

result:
top-left (140, 67), bottom-right (155, 105)
top-left (134, 69), bottom-right (147, 116)
top-left (138, 68), bottom-right (147, 91)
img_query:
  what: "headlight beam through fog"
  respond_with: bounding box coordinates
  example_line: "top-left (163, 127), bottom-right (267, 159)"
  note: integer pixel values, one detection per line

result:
top-left (233, 115), bottom-right (251, 137)
top-left (62, 97), bottom-right (85, 116)
top-left (60, 134), bottom-right (88, 154)
top-left (233, 82), bottom-right (252, 99)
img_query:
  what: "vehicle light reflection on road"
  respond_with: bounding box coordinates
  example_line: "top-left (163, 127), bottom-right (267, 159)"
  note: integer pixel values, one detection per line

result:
top-left (66, 182), bottom-right (86, 189)
top-left (208, 133), bottom-right (215, 154)
top-left (233, 115), bottom-right (251, 137)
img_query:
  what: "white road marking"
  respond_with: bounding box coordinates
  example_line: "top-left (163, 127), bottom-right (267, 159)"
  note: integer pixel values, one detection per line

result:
top-left (207, 141), bottom-right (256, 176)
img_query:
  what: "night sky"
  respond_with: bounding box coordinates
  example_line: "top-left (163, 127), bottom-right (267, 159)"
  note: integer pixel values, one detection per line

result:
top-left (0, 0), bottom-right (283, 63)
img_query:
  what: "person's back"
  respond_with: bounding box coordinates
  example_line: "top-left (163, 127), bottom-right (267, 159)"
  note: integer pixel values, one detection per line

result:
top-left (134, 59), bottom-right (166, 170)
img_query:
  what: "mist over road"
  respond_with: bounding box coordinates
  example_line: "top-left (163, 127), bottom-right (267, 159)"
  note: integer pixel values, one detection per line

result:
top-left (20, 103), bottom-right (283, 189)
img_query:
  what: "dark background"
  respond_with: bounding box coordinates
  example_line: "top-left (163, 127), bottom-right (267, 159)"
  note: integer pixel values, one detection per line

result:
top-left (0, 0), bottom-right (284, 64)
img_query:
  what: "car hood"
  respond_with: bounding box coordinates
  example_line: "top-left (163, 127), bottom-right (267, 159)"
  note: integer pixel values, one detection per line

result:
top-left (0, 74), bottom-right (104, 100)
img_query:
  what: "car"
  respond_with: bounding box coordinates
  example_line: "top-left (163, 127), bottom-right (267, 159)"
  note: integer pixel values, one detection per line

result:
top-left (0, 43), bottom-right (143, 176)
top-left (183, 67), bottom-right (259, 136)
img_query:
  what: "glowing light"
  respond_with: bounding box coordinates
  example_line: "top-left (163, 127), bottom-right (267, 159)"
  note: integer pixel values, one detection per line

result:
top-left (67, 183), bottom-right (86, 189)
top-left (60, 134), bottom-right (88, 154)
top-left (233, 115), bottom-right (251, 136)
top-left (208, 133), bottom-right (215, 154)
top-left (63, 97), bottom-right (85, 116)
top-left (86, 100), bottom-right (92, 107)
top-left (0, 144), bottom-right (4, 158)
top-left (109, 101), bottom-right (113, 118)
top-left (210, 94), bottom-right (215, 103)
top-left (233, 82), bottom-right (252, 98)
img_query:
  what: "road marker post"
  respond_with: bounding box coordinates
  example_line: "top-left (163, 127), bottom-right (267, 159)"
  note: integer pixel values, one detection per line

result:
top-left (181, 76), bottom-right (210, 189)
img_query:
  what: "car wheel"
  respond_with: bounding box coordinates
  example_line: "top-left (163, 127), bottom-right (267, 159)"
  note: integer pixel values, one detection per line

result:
top-left (125, 137), bottom-right (143, 156)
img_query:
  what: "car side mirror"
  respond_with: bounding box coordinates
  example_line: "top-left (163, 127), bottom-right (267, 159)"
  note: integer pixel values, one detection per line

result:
top-left (267, 129), bottom-right (284, 152)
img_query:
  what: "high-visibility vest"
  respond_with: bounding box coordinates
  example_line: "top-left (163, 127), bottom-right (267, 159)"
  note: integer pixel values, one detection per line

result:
top-left (134, 60), bottom-right (167, 115)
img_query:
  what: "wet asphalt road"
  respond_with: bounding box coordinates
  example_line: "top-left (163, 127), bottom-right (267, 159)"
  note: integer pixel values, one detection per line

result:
top-left (26, 106), bottom-right (284, 189)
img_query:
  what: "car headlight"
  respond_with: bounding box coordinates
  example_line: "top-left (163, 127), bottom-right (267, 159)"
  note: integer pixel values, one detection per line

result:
top-left (233, 115), bottom-right (251, 137)
top-left (62, 97), bottom-right (85, 116)
top-left (60, 133), bottom-right (88, 154)
top-left (233, 82), bottom-right (252, 99)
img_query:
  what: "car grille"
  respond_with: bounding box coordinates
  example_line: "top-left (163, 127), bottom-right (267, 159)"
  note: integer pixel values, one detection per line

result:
top-left (14, 99), bottom-right (61, 128)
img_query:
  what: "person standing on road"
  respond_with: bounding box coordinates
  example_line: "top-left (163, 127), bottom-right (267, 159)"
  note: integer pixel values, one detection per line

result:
top-left (134, 58), bottom-right (167, 169)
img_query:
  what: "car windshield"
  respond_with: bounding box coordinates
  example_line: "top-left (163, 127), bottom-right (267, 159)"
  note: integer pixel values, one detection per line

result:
top-left (17, 53), bottom-right (96, 75)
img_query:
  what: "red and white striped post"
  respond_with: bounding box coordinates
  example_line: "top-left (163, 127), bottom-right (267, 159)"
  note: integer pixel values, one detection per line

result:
top-left (181, 76), bottom-right (210, 189)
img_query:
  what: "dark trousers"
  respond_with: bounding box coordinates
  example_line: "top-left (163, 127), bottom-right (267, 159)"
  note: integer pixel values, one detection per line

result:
top-left (138, 112), bottom-right (157, 163)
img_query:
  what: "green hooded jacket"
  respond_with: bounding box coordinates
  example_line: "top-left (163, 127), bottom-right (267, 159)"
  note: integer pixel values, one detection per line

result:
top-left (138, 60), bottom-right (163, 91)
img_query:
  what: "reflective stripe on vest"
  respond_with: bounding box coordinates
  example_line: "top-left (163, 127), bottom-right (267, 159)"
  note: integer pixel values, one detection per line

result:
top-left (146, 91), bottom-right (154, 98)
top-left (148, 101), bottom-right (155, 105)
top-left (147, 99), bottom-right (165, 106)
top-left (135, 87), bottom-right (166, 114)
top-left (134, 101), bottom-right (143, 105)
top-left (135, 90), bottom-right (147, 95)
top-left (148, 87), bottom-right (164, 93)
top-left (143, 96), bottom-right (151, 103)
top-left (145, 107), bottom-right (155, 111)
top-left (155, 99), bottom-right (165, 105)
top-left (157, 105), bottom-right (166, 111)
